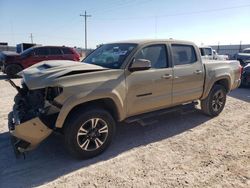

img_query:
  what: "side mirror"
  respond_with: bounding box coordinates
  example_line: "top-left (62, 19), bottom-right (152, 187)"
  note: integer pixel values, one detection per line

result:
top-left (129, 58), bottom-right (151, 72)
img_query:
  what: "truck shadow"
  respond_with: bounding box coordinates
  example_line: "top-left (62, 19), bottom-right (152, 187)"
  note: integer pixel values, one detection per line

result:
top-left (229, 88), bottom-right (250, 103)
top-left (0, 109), bottom-right (211, 187)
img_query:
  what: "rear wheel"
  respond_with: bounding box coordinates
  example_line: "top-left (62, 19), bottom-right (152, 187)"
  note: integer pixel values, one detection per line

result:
top-left (5, 64), bottom-right (23, 78)
top-left (240, 77), bottom-right (248, 88)
top-left (64, 107), bottom-right (116, 159)
top-left (201, 85), bottom-right (227, 117)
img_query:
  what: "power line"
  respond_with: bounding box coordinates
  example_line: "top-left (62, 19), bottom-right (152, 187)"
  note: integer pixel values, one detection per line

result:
top-left (80, 11), bottom-right (91, 50)
top-left (90, 0), bottom-right (152, 16)
top-left (93, 3), bottom-right (250, 21)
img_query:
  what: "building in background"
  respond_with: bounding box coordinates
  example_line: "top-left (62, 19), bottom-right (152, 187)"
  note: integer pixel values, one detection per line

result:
top-left (0, 42), bottom-right (16, 52)
top-left (211, 44), bottom-right (250, 59)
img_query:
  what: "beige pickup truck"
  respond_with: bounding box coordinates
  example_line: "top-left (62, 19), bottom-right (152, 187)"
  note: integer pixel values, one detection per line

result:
top-left (8, 39), bottom-right (241, 159)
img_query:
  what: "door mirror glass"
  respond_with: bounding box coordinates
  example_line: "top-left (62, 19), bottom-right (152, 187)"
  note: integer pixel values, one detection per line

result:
top-left (129, 58), bottom-right (151, 72)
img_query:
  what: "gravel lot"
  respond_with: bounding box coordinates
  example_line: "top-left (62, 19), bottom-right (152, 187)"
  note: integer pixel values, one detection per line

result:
top-left (0, 73), bottom-right (249, 188)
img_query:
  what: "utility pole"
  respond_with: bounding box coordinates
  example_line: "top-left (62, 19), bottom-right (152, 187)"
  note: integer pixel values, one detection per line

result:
top-left (30, 33), bottom-right (34, 44)
top-left (80, 11), bottom-right (91, 50)
top-left (239, 41), bottom-right (242, 52)
top-left (217, 41), bottom-right (220, 53)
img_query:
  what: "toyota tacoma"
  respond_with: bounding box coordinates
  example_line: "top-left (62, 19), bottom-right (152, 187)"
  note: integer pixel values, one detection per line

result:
top-left (7, 39), bottom-right (242, 159)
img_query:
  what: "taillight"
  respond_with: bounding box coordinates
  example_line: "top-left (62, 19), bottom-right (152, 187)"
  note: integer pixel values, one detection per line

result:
top-left (75, 55), bottom-right (80, 61)
top-left (239, 65), bottom-right (243, 77)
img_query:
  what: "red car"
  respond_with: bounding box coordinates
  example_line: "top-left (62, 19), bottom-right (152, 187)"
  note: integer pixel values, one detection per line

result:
top-left (0, 46), bottom-right (80, 77)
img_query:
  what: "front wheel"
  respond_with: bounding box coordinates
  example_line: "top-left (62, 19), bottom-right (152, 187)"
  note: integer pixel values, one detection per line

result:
top-left (64, 107), bottom-right (116, 159)
top-left (201, 85), bottom-right (227, 117)
top-left (5, 64), bottom-right (23, 78)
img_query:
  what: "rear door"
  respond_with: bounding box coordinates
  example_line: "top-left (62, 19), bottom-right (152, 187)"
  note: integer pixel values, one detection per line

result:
top-left (48, 47), bottom-right (63, 60)
top-left (126, 44), bottom-right (173, 116)
top-left (171, 44), bottom-right (204, 104)
top-left (62, 47), bottom-right (76, 60)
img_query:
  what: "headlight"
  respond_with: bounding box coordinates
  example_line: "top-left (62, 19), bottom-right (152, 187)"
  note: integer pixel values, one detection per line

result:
top-left (45, 87), bottom-right (63, 101)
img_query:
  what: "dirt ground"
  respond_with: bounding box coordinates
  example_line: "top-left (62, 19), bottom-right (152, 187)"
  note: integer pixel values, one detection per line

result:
top-left (0, 73), bottom-right (249, 188)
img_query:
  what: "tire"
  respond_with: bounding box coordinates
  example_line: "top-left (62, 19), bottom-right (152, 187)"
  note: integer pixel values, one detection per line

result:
top-left (201, 85), bottom-right (227, 117)
top-left (5, 64), bottom-right (23, 78)
top-left (240, 77), bottom-right (248, 88)
top-left (64, 107), bottom-right (116, 159)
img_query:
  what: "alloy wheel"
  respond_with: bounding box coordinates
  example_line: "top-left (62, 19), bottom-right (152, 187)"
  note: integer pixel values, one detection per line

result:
top-left (211, 90), bottom-right (225, 112)
top-left (77, 118), bottom-right (109, 151)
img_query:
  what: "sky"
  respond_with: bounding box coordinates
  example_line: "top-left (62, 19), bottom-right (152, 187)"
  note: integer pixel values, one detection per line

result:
top-left (0, 0), bottom-right (250, 49)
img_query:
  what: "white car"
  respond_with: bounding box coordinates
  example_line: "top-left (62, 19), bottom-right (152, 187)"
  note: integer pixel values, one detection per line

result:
top-left (199, 46), bottom-right (228, 60)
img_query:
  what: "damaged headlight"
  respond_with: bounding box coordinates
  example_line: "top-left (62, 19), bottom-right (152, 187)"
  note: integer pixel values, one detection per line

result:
top-left (45, 87), bottom-right (63, 101)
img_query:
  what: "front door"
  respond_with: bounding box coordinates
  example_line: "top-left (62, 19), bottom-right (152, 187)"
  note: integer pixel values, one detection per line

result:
top-left (26, 47), bottom-right (49, 67)
top-left (126, 44), bottom-right (173, 117)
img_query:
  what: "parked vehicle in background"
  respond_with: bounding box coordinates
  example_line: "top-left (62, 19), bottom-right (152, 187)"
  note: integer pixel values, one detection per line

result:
top-left (199, 46), bottom-right (214, 60)
top-left (16, 43), bottom-right (37, 53)
top-left (212, 50), bottom-right (229, 60)
top-left (240, 61), bottom-right (250, 87)
top-left (1, 46), bottom-right (80, 77)
top-left (0, 51), bottom-right (19, 71)
top-left (8, 39), bottom-right (241, 159)
top-left (235, 48), bottom-right (250, 67)
top-left (199, 46), bottom-right (228, 60)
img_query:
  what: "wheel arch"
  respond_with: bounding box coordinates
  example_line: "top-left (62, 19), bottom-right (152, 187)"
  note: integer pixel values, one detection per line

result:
top-left (6, 63), bottom-right (24, 69)
top-left (202, 76), bottom-right (231, 100)
top-left (56, 98), bottom-right (121, 129)
top-left (5, 63), bottom-right (24, 75)
top-left (214, 78), bottom-right (230, 93)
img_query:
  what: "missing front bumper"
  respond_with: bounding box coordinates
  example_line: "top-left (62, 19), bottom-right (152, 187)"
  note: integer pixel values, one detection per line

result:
top-left (8, 112), bottom-right (52, 155)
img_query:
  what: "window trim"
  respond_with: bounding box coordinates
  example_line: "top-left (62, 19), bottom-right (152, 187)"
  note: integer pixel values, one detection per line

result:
top-left (171, 44), bottom-right (198, 66)
top-left (133, 44), bottom-right (169, 69)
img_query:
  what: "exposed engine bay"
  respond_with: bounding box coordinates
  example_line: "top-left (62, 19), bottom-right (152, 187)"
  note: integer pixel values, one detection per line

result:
top-left (8, 79), bottom-right (62, 126)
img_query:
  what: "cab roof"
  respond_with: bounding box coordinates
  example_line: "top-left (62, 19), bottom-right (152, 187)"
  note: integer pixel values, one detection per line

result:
top-left (107, 39), bottom-right (196, 46)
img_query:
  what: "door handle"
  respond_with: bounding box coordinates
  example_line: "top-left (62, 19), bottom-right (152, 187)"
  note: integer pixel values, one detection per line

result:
top-left (194, 70), bottom-right (202, 75)
top-left (161, 74), bottom-right (172, 79)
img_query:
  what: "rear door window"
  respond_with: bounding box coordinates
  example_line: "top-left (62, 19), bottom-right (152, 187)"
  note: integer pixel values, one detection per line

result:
top-left (171, 44), bottom-right (197, 66)
top-left (49, 48), bottom-right (63, 55)
top-left (62, 48), bottom-right (74, 54)
top-left (34, 48), bottom-right (49, 56)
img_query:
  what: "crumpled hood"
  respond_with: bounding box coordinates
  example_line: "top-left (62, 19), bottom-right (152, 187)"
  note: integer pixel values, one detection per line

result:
top-left (18, 60), bottom-right (108, 89)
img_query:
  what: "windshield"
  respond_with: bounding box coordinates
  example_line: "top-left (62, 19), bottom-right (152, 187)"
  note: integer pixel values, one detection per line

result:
top-left (83, 43), bottom-right (137, 69)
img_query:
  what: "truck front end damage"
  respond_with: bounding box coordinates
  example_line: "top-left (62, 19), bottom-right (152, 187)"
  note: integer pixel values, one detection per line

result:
top-left (7, 79), bottom-right (62, 156)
